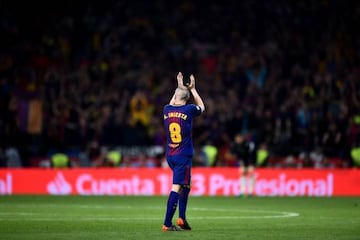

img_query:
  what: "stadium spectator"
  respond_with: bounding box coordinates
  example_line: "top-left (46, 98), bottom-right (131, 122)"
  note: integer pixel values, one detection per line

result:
top-left (350, 144), bottom-right (360, 168)
top-left (202, 142), bottom-right (218, 167)
top-left (104, 150), bottom-right (122, 167)
top-left (50, 152), bottom-right (70, 168)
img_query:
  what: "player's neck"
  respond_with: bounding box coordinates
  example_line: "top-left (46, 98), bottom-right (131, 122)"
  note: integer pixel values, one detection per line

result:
top-left (171, 100), bottom-right (186, 106)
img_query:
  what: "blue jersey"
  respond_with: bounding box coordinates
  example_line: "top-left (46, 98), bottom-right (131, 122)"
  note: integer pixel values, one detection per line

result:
top-left (163, 104), bottom-right (202, 157)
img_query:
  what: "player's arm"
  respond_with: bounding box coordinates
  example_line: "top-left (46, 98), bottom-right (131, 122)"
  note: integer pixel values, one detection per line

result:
top-left (169, 72), bottom-right (186, 105)
top-left (187, 74), bottom-right (205, 112)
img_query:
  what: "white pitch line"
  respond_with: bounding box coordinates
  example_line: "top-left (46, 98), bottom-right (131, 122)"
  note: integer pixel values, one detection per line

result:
top-left (0, 204), bottom-right (301, 214)
top-left (0, 214), bottom-right (299, 221)
top-left (0, 208), bottom-right (299, 221)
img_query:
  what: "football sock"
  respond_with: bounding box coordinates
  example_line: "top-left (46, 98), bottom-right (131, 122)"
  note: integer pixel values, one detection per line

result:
top-left (249, 174), bottom-right (255, 195)
top-left (179, 186), bottom-right (190, 220)
top-left (240, 175), bottom-right (246, 195)
top-left (164, 191), bottom-right (179, 227)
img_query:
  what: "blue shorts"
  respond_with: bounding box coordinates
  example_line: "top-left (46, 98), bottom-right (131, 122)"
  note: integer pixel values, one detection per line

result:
top-left (167, 156), bottom-right (192, 185)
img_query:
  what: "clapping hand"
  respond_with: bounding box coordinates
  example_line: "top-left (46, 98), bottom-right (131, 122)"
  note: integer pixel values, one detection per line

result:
top-left (187, 74), bottom-right (195, 90)
top-left (177, 72), bottom-right (186, 89)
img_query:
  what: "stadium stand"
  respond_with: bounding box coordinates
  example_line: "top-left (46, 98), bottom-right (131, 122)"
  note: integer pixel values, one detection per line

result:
top-left (0, 0), bottom-right (359, 168)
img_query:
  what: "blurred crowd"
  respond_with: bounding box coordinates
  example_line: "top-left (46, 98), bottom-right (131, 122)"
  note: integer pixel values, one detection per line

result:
top-left (1, 0), bottom-right (360, 168)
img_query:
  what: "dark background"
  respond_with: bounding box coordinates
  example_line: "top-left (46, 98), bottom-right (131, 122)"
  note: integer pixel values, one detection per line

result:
top-left (0, 0), bottom-right (359, 168)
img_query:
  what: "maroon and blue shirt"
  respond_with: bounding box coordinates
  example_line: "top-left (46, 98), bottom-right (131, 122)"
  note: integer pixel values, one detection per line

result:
top-left (163, 104), bottom-right (202, 157)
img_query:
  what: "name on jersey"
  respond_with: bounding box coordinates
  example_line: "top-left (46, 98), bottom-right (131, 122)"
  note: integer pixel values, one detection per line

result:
top-left (164, 112), bottom-right (188, 120)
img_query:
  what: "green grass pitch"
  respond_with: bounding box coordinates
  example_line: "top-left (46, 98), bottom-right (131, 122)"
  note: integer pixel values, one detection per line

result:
top-left (0, 196), bottom-right (359, 240)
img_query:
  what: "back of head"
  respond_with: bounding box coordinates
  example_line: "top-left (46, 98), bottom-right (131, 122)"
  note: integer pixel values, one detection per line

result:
top-left (175, 87), bottom-right (190, 101)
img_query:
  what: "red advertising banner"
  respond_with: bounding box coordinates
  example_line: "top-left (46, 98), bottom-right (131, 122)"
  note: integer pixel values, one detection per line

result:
top-left (0, 168), bottom-right (359, 196)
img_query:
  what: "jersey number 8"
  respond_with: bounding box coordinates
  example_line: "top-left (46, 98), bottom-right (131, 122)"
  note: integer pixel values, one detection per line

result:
top-left (169, 122), bottom-right (182, 143)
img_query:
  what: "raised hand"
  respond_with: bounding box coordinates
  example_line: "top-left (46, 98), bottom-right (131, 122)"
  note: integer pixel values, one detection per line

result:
top-left (177, 72), bottom-right (185, 89)
top-left (187, 74), bottom-right (195, 89)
